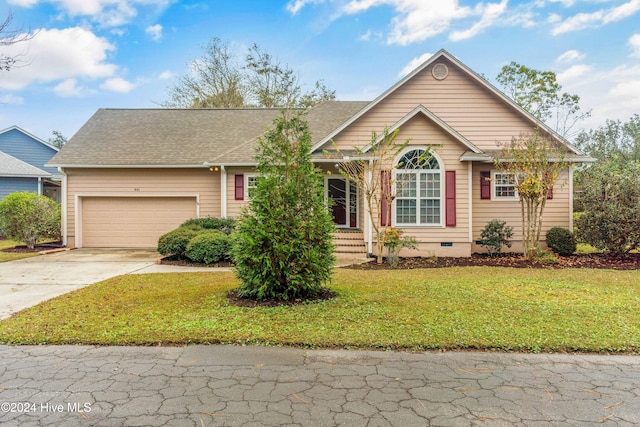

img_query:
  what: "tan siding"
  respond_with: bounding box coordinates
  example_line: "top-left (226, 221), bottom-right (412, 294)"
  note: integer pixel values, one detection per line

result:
top-left (226, 167), bottom-right (255, 218)
top-left (471, 164), bottom-right (571, 248)
top-left (332, 57), bottom-right (536, 151)
top-left (65, 168), bottom-right (219, 247)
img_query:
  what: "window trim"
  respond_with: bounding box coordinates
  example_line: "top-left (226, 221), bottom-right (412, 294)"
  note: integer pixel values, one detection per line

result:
top-left (491, 170), bottom-right (518, 201)
top-left (245, 174), bottom-right (258, 200)
top-left (392, 148), bottom-right (444, 227)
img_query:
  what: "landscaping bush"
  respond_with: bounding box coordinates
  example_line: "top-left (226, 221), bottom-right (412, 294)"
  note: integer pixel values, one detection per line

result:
top-left (546, 227), bottom-right (576, 256)
top-left (575, 160), bottom-right (640, 255)
top-left (180, 217), bottom-right (236, 235)
top-left (0, 192), bottom-right (60, 249)
top-left (157, 227), bottom-right (200, 257)
top-left (232, 113), bottom-right (335, 301)
top-left (185, 230), bottom-right (231, 264)
top-left (479, 219), bottom-right (513, 256)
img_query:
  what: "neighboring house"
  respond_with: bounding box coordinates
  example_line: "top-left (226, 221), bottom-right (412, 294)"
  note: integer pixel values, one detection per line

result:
top-left (0, 126), bottom-right (61, 202)
top-left (48, 50), bottom-right (592, 256)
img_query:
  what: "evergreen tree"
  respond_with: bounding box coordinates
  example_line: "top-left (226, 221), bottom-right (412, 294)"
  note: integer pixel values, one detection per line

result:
top-left (232, 112), bottom-right (335, 300)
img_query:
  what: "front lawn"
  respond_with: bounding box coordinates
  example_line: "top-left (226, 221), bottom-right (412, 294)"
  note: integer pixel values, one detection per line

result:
top-left (1, 268), bottom-right (638, 353)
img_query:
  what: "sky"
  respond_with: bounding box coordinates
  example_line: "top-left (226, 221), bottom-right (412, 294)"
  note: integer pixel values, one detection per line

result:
top-left (0, 0), bottom-right (639, 143)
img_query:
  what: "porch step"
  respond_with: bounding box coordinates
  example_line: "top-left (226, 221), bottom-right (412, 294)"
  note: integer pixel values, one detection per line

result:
top-left (333, 229), bottom-right (367, 255)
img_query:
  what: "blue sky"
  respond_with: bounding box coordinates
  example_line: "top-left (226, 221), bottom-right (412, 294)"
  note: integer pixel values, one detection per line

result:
top-left (0, 0), bottom-right (639, 143)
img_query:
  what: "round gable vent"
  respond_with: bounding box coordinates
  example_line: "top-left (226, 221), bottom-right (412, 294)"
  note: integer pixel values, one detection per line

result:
top-left (432, 63), bottom-right (449, 80)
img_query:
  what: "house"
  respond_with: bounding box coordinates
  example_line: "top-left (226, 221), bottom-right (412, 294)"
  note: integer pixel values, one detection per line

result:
top-left (48, 50), bottom-right (592, 256)
top-left (0, 126), bottom-right (61, 202)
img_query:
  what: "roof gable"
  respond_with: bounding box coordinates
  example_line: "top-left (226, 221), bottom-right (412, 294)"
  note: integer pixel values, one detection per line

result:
top-left (364, 105), bottom-right (482, 154)
top-left (312, 49), bottom-right (585, 157)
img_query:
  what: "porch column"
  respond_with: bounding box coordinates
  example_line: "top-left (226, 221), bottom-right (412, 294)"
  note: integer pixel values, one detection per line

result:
top-left (220, 165), bottom-right (227, 218)
top-left (366, 160), bottom-right (373, 255)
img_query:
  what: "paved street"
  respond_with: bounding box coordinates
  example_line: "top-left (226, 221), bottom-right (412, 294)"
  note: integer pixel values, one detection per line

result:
top-left (1, 345), bottom-right (638, 426)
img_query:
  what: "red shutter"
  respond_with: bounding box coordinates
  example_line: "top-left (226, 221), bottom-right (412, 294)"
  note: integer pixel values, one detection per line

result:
top-left (480, 171), bottom-right (491, 200)
top-left (547, 186), bottom-right (553, 199)
top-left (446, 170), bottom-right (456, 227)
top-left (235, 174), bottom-right (244, 200)
top-left (380, 170), bottom-right (391, 226)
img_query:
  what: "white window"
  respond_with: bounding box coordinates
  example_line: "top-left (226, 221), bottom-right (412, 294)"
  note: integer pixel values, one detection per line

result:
top-left (394, 149), bottom-right (442, 226)
top-left (492, 171), bottom-right (518, 200)
top-left (246, 175), bottom-right (258, 199)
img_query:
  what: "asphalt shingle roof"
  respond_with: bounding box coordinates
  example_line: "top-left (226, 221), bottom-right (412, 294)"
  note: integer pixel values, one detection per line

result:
top-left (49, 101), bottom-right (369, 166)
top-left (0, 151), bottom-right (52, 177)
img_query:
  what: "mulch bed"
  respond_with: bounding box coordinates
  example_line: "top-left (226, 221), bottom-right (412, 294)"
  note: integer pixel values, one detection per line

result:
top-left (227, 288), bottom-right (338, 307)
top-left (1, 242), bottom-right (64, 253)
top-left (345, 253), bottom-right (640, 270)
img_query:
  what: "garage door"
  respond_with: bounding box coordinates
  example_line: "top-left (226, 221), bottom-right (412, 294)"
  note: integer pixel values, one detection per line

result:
top-left (81, 197), bottom-right (197, 248)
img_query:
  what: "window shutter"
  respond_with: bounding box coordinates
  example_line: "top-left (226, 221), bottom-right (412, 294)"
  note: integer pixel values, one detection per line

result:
top-left (380, 170), bottom-right (391, 226)
top-left (446, 170), bottom-right (456, 227)
top-left (235, 174), bottom-right (244, 200)
top-left (547, 186), bottom-right (553, 199)
top-left (480, 171), bottom-right (491, 200)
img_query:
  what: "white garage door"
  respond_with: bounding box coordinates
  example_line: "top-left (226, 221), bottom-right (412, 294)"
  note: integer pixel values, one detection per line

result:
top-left (81, 197), bottom-right (197, 248)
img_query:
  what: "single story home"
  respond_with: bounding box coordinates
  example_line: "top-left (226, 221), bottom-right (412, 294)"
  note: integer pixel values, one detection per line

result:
top-left (0, 126), bottom-right (61, 202)
top-left (48, 49), bottom-right (592, 257)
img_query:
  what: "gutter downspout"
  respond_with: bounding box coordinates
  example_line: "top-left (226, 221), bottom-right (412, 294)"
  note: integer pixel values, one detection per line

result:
top-left (220, 165), bottom-right (227, 218)
top-left (58, 167), bottom-right (67, 247)
top-left (38, 177), bottom-right (42, 195)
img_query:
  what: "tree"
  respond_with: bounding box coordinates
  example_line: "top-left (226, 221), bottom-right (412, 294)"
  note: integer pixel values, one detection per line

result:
top-left (1, 11), bottom-right (36, 73)
top-left (0, 192), bottom-right (60, 249)
top-left (334, 128), bottom-right (412, 264)
top-left (162, 38), bottom-right (335, 109)
top-left (495, 131), bottom-right (571, 258)
top-left (496, 62), bottom-right (590, 138)
top-left (574, 114), bottom-right (640, 163)
top-left (48, 130), bottom-right (67, 149)
top-left (162, 37), bottom-right (245, 108)
top-left (232, 112), bottom-right (335, 301)
top-left (575, 160), bottom-right (640, 256)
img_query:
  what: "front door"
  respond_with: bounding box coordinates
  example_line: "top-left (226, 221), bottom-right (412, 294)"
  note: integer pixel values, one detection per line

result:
top-left (326, 177), bottom-right (357, 228)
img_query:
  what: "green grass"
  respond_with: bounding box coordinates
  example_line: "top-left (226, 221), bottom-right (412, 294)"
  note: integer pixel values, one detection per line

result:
top-left (1, 268), bottom-right (639, 353)
top-left (0, 240), bottom-right (41, 262)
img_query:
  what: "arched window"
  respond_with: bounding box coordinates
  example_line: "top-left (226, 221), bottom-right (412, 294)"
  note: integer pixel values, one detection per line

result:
top-left (394, 149), bottom-right (442, 225)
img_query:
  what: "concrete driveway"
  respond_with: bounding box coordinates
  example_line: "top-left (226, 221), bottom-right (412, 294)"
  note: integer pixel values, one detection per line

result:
top-left (0, 249), bottom-right (217, 320)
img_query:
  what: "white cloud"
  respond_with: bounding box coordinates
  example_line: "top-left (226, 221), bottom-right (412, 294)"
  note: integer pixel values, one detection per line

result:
top-left (53, 78), bottom-right (85, 97)
top-left (0, 27), bottom-right (116, 91)
top-left (556, 49), bottom-right (585, 64)
top-left (100, 77), bottom-right (136, 93)
top-left (552, 0), bottom-right (640, 35)
top-left (557, 64), bottom-right (591, 82)
top-left (450, 0), bottom-right (508, 41)
top-left (359, 29), bottom-right (372, 41)
top-left (629, 33), bottom-right (640, 57)
top-left (548, 0), bottom-right (575, 7)
top-left (145, 24), bottom-right (163, 41)
top-left (399, 52), bottom-right (434, 77)
top-left (560, 62), bottom-right (640, 133)
top-left (286, 0), bottom-right (325, 14)
top-left (8, 0), bottom-right (174, 27)
top-left (158, 70), bottom-right (173, 80)
top-left (0, 94), bottom-right (24, 104)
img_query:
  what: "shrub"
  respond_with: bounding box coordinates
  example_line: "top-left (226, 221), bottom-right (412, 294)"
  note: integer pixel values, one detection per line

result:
top-left (479, 219), bottom-right (513, 256)
top-left (530, 247), bottom-right (559, 265)
top-left (157, 227), bottom-right (199, 257)
top-left (0, 192), bottom-right (60, 249)
top-left (546, 227), bottom-right (576, 256)
top-left (180, 217), bottom-right (236, 235)
top-left (575, 160), bottom-right (640, 255)
top-left (185, 230), bottom-right (231, 264)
